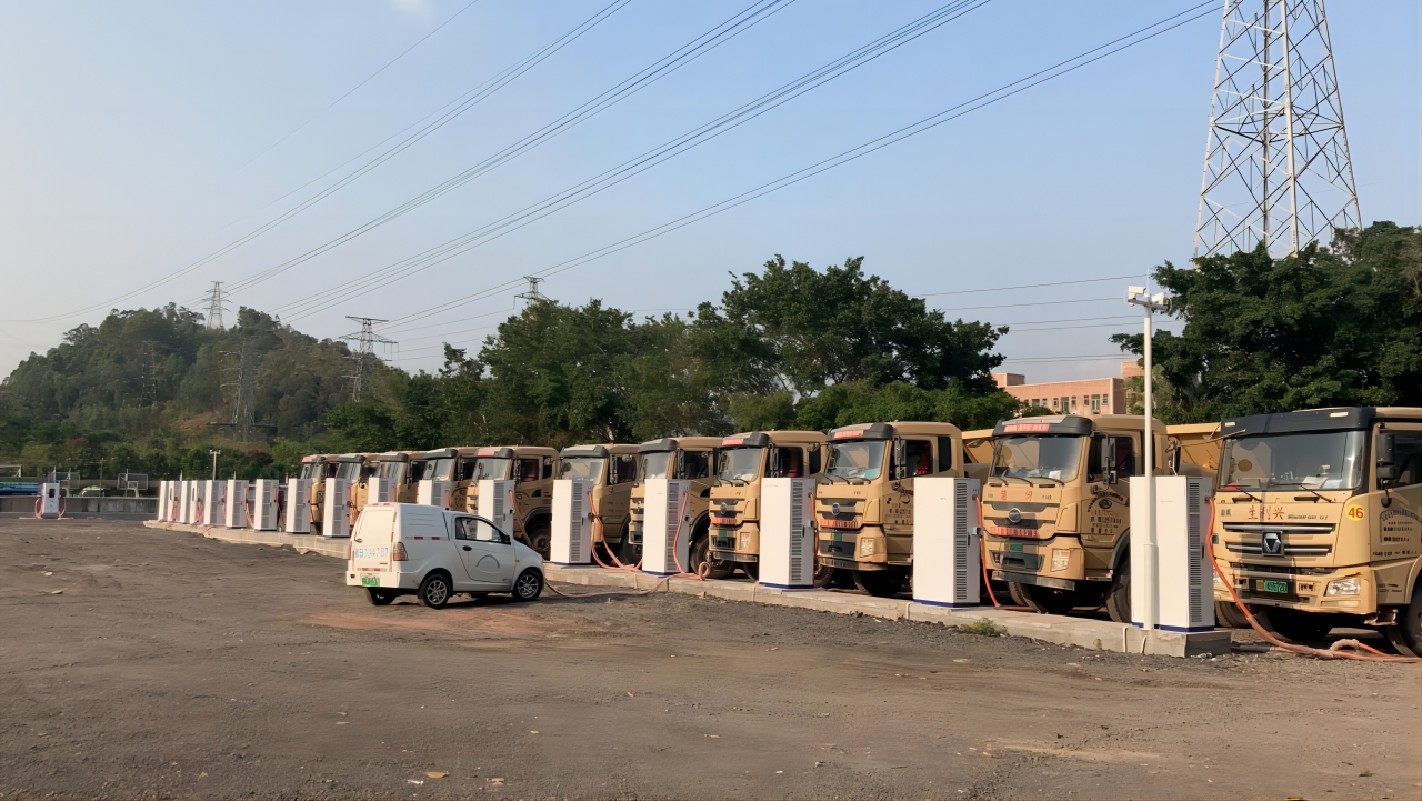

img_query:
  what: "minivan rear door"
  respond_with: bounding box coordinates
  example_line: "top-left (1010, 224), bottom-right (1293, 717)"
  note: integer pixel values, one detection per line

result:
top-left (351, 503), bottom-right (398, 585)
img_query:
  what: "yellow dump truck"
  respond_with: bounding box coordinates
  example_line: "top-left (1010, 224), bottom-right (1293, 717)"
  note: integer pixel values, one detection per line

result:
top-left (1212, 407), bottom-right (1422, 654)
top-left (339, 453), bottom-right (378, 524)
top-left (708, 430), bottom-right (827, 580)
top-left (813, 421), bottom-right (970, 597)
top-left (981, 414), bottom-right (1171, 622)
top-left (558, 443), bottom-right (639, 559)
top-left (417, 446), bottom-right (480, 509)
top-left (298, 454), bottom-right (338, 533)
top-left (460, 446), bottom-right (560, 556)
top-left (625, 437), bottom-right (721, 569)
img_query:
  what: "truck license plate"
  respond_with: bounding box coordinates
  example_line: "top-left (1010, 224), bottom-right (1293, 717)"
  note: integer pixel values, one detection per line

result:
top-left (1256, 579), bottom-right (1290, 594)
top-left (1008, 543), bottom-right (1024, 552)
top-left (360, 576), bottom-right (379, 587)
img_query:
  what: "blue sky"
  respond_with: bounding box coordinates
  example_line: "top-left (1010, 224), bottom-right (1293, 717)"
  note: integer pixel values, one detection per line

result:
top-left (1, 0), bottom-right (1418, 383)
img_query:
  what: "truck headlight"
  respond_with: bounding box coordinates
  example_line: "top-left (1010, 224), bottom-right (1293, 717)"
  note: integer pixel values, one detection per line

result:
top-left (1325, 577), bottom-right (1360, 596)
top-left (1051, 550), bottom-right (1070, 572)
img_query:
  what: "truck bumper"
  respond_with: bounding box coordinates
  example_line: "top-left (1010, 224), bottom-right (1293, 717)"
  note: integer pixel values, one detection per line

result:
top-left (1229, 564), bottom-right (1378, 614)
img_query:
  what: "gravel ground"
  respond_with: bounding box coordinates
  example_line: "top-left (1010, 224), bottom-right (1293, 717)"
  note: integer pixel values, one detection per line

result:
top-left (1, 517), bottom-right (1419, 800)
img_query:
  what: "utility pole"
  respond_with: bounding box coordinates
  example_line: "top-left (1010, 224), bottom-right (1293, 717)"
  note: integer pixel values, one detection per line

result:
top-left (1127, 285), bottom-right (1171, 631)
top-left (209, 449), bottom-right (221, 480)
top-left (339, 317), bottom-right (396, 401)
top-left (203, 281), bottom-right (229, 330)
top-left (1194, 0), bottom-right (1360, 258)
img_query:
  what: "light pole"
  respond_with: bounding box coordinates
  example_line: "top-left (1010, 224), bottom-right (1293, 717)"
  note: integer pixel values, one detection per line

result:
top-left (1126, 286), bottom-right (1170, 629)
top-left (209, 449), bottom-right (221, 481)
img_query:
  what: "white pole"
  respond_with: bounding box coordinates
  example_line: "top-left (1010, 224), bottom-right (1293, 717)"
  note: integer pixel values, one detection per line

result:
top-left (1141, 302), bottom-right (1156, 631)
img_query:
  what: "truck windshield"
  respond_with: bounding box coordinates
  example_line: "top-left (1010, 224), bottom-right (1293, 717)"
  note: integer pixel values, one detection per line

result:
top-left (428, 458), bottom-right (455, 482)
top-left (642, 452), bottom-right (673, 480)
top-left (717, 448), bottom-right (763, 482)
top-left (335, 461), bottom-right (363, 481)
top-left (992, 436), bottom-right (1084, 482)
top-left (471, 458), bottom-right (512, 481)
top-left (299, 462), bottom-right (320, 480)
top-left (560, 457), bottom-right (605, 483)
top-left (825, 441), bottom-right (885, 481)
top-left (1220, 431), bottom-right (1366, 490)
top-left (376, 461), bottom-right (407, 483)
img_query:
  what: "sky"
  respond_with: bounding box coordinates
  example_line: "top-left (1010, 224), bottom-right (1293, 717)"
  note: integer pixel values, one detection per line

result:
top-left (1, 0), bottom-right (1418, 385)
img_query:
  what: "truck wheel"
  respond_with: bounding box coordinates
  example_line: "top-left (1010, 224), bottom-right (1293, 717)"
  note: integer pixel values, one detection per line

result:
top-left (1214, 600), bottom-right (1251, 629)
top-left (526, 518), bottom-right (552, 560)
top-left (418, 573), bottom-right (452, 609)
top-left (618, 522), bottom-right (641, 565)
top-left (689, 537), bottom-right (733, 579)
top-left (1259, 608), bottom-right (1335, 643)
top-left (1384, 586), bottom-right (1422, 657)
top-left (366, 588), bottom-right (396, 606)
top-left (854, 570), bottom-right (904, 598)
top-left (1012, 582), bottom-right (1078, 615)
top-left (741, 562), bottom-right (759, 581)
top-left (512, 569), bottom-right (543, 602)
top-left (1105, 559), bottom-right (1131, 624)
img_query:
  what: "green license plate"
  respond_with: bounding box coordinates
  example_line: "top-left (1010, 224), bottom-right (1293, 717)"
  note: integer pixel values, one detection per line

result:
top-left (1008, 543), bottom-right (1024, 552)
top-left (360, 576), bottom-right (379, 587)
top-left (1257, 579), bottom-right (1290, 594)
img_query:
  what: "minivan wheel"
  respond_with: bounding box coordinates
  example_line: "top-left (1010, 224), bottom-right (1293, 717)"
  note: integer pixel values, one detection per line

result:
top-left (366, 588), bottom-right (397, 606)
top-left (418, 573), bottom-right (452, 609)
top-left (513, 569), bottom-right (544, 602)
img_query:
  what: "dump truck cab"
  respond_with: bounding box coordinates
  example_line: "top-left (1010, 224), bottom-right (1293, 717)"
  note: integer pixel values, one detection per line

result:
top-left (352, 451), bottom-right (415, 515)
top-left (558, 443), bottom-right (639, 558)
top-left (417, 447), bottom-right (480, 510)
top-left (338, 453), bottom-right (378, 524)
top-left (981, 414), bottom-right (1169, 622)
top-left (625, 437), bottom-right (720, 568)
top-left (708, 430), bottom-right (826, 580)
top-left (299, 454), bottom-right (339, 532)
top-left (1212, 407), bottom-right (1422, 654)
top-left (459, 446), bottom-right (560, 557)
top-left (814, 422), bottom-right (967, 597)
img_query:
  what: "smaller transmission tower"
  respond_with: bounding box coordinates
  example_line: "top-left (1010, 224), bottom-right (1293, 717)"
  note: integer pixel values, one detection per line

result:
top-left (340, 317), bottom-right (396, 400)
top-left (1195, 0), bottom-right (1361, 258)
top-left (203, 281), bottom-right (229, 330)
top-left (515, 276), bottom-right (551, 310)
top-left (220, 340), bottom-right (257, 442)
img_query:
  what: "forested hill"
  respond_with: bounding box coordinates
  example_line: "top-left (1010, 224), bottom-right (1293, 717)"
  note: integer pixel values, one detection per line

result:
top-left (0, 305), bottom-right (367, 477)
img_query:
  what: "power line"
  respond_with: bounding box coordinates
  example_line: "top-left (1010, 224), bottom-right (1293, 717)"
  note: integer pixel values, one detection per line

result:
top-left (920, 275), bottom-right (1139, 297)
top-left (369, 1), bottom-right (1217, 330)
top-left (2, 0), bottom-right (631, 326)
top-left (278, 0), bottom-right (989, 320)
top-left (240, 0), bottom-right (805, 310)
top-left (240, 0), bottom-right (487, 168)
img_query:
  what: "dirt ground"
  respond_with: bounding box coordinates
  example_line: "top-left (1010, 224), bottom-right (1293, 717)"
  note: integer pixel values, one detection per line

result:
top-left (1, 518), bottom-right (1419, 801)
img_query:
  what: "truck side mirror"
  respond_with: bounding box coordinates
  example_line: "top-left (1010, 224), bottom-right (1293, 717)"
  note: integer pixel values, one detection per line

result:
top-left (1377, 432), bottom-right (1398, 483)
top-left (1098, 437), bottom-right (1117, 484)
top-left (891, 440), bottom-right (907, 480)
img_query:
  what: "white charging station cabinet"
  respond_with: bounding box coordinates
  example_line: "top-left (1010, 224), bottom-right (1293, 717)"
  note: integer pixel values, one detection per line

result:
top-left (322, 478), bottom-right (353, 538)
top-left (284, 478), bottom-right (312, 533)
top-left (250, 480), bottom-right (279, 530)
top-left (201, 480), bottom-right (225, 526)
top-left (1130, 476), bottom-right (1214, 632)
top-left (759, 478), bottom-right (816, 589)
top-left (157, 481), bottom-right (170, 522)
top-left (417, 479), bottom-right (451, 508)
top-left (912, 477), bottom-right (982, 607)
top-left (39, 483), bottom-right (63, 518)
top-left (641, 479), bottom-right (689, 576)
top-left (368, 477), bottom-right (394, 504)
top-left (225, 480), bottom-right (248, 527)
top-left (191, 481), bottom-right (209, 525)
top-left (551, 479), bottom-right (593, 565)
top-left (477, 480), bottom-right (516, 538)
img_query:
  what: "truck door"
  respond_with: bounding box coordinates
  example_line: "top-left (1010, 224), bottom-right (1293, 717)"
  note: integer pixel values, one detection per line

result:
top-left (1374, 425), bottom-right (1422, 605)
top-left (453, 516), bottom-right (514, 589)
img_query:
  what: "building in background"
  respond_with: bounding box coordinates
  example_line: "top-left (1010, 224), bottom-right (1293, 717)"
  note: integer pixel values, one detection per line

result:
top-left (993, 361), bottom-right (1140, 416)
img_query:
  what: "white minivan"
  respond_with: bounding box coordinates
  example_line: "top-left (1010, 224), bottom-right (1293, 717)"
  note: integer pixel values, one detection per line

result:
top-left (347, 502), bottom-right (545, 608)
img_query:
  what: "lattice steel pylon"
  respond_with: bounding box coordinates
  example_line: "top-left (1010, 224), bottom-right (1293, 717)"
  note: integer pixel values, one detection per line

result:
top-left (1194, 0), bottom-right (1361, 258)
top-left (339, 317), bottom-right (396, 400)
top-left (203, 281), bottom-right (228, 330)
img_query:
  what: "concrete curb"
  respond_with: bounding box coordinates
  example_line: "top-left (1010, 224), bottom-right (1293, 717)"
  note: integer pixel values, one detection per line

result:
top-left (144, 521), bottom-right (1229, 657)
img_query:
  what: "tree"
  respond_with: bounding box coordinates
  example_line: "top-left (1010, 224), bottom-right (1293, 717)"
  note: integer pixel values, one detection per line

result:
top-left (1112, 222), bottom-right (1422, 421)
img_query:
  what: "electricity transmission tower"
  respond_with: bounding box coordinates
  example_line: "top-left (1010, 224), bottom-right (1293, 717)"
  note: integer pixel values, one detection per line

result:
top-left (1194, 0), bottom-right (1360, 258)
top-left (340, 317), bottom-right (395, 400)
top-left (220, 340), bottom-right (257, 442)
top-left (203, 281), bottom-right (229, 330)
top-left (515, 276), bottom-right (551, 310)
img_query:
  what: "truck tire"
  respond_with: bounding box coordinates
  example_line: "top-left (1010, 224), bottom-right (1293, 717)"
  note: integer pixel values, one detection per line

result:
top-left (854, 570), bottom-right (904, 598)
top-left (366, 588), bottom-right (396, 606)
top-left (1259, 607), bottom-right (1335, 643)
top-left (1011, 582), bottom-right (1078, 616)
top-left (689, 537), bottom-right (733, 579)
top-left (1214, 600), bottom-right (1250, 629)
top-left (418, 572), bottom-right (452, 609)
top-left (525, 517), bottom-right (552, 560)
top-left (741, 562), bottom-right (759, 581)
top-left (1105, 558), bottom-right (1131, 624)
top-left (1384, 585), bottom-right (1422, 657)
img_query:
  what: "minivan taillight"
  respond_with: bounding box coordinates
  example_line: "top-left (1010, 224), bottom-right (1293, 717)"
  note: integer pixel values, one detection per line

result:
top-left (391, 541), bottom-right (408, 561)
